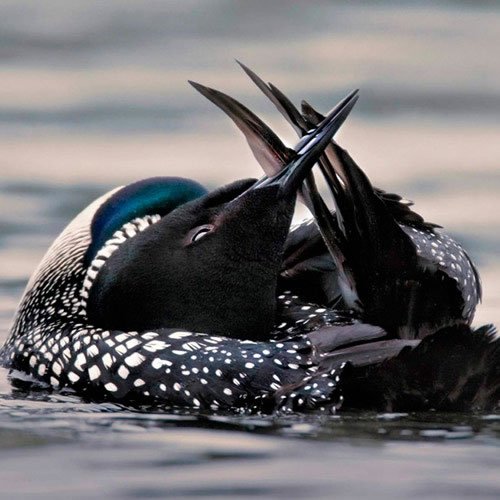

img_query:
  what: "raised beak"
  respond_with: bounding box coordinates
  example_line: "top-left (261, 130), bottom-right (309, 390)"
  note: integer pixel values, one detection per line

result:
top-left (249, 90), bottom-right (358, 198)
top-left (235, 62), bottom-right (355, 221)
top-left (189, 73), bottom-right (357, 259)
top-left (234, 63), bottom-right (361, 263)
top-left (189, 78), bottom-right (357, 198)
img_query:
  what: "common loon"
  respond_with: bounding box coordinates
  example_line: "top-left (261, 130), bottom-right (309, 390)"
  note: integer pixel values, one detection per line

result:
top-left (1, 67), bottom-right (499, 413)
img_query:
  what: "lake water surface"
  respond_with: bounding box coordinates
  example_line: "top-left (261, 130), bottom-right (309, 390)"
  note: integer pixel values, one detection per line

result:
top-left (0, 1), bottom-right (499, 498)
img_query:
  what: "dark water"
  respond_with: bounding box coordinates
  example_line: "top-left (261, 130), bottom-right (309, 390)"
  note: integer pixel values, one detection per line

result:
top-left (0, 1), bottom-right (499, 498)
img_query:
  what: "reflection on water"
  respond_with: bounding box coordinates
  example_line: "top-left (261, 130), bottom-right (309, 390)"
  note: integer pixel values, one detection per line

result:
top-left (0, 0), bottom-right (499, 498)
top-left (1, 385), bottom-right (500, 498)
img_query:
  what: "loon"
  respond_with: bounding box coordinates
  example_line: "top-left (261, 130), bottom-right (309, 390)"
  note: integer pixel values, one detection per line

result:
top-left (1, 68), bottom-right (499, 413)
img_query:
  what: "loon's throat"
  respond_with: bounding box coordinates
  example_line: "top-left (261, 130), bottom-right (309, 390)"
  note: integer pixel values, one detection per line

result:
top-left (79, 214), bottom-right (161, 316)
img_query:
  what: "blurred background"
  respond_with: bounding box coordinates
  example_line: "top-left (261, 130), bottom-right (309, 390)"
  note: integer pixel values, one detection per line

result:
top-left (0, 2), bottom-right (499, 497)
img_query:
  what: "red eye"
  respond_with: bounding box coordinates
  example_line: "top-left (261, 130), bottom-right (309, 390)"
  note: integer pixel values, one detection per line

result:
top-left (189, 224), bottom-right (214, 243)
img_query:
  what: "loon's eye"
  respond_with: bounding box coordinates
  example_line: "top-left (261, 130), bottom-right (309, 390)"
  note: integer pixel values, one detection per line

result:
top-left (189, 224), bottom-right (214, 243)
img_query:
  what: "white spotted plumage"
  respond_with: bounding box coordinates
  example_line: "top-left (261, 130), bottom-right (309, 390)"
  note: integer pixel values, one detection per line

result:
top-left (0, 193), bottom-right (347, 413)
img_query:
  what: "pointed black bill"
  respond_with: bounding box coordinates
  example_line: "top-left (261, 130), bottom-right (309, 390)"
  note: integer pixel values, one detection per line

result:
top-left (236, 62), bottom-right (357, 202)
top-left (190, 77), bottom-right (357, 216)
top-left (248, 89), bottom-right (359, 197)
top-left (236, 63), bottom-right (354, 222)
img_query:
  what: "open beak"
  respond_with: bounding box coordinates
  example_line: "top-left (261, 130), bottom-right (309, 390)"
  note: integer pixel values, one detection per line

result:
top-left (235, 62), bottom-right (354, 225)
top-left (231, 62), bottom-right (360, 267)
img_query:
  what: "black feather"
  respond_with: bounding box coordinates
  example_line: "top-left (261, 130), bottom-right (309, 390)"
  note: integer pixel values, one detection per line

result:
top-left (340, 324), bottom-right (500, 412)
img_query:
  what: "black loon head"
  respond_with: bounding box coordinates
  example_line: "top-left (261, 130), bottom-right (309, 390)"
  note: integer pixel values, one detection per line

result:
top-left (84, 90), bottom-right (358, 340)
top-left (85, 176), bottom-right (292, 338)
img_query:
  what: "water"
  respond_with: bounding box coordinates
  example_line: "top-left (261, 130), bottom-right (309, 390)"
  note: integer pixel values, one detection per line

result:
top-left (0, 1), bottom-right (499, 498)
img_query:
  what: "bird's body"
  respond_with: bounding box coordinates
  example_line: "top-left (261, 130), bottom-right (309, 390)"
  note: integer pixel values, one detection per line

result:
top-left (0, 183), bottom-right (388, 412)
top-left (1, 67), bottom-right (498, 413)
top-left (2, 95), bottom-right (376, 412)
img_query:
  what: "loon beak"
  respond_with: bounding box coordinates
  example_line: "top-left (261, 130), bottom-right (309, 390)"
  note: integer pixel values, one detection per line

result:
top-left (188, 77), bottom-right (357, 196)
top-left (250, 91), bottom-right (358, 197)
top-left (189, 76), bottom-right (357, 250)
top-left (235, 63), bottom-right (355, 216)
